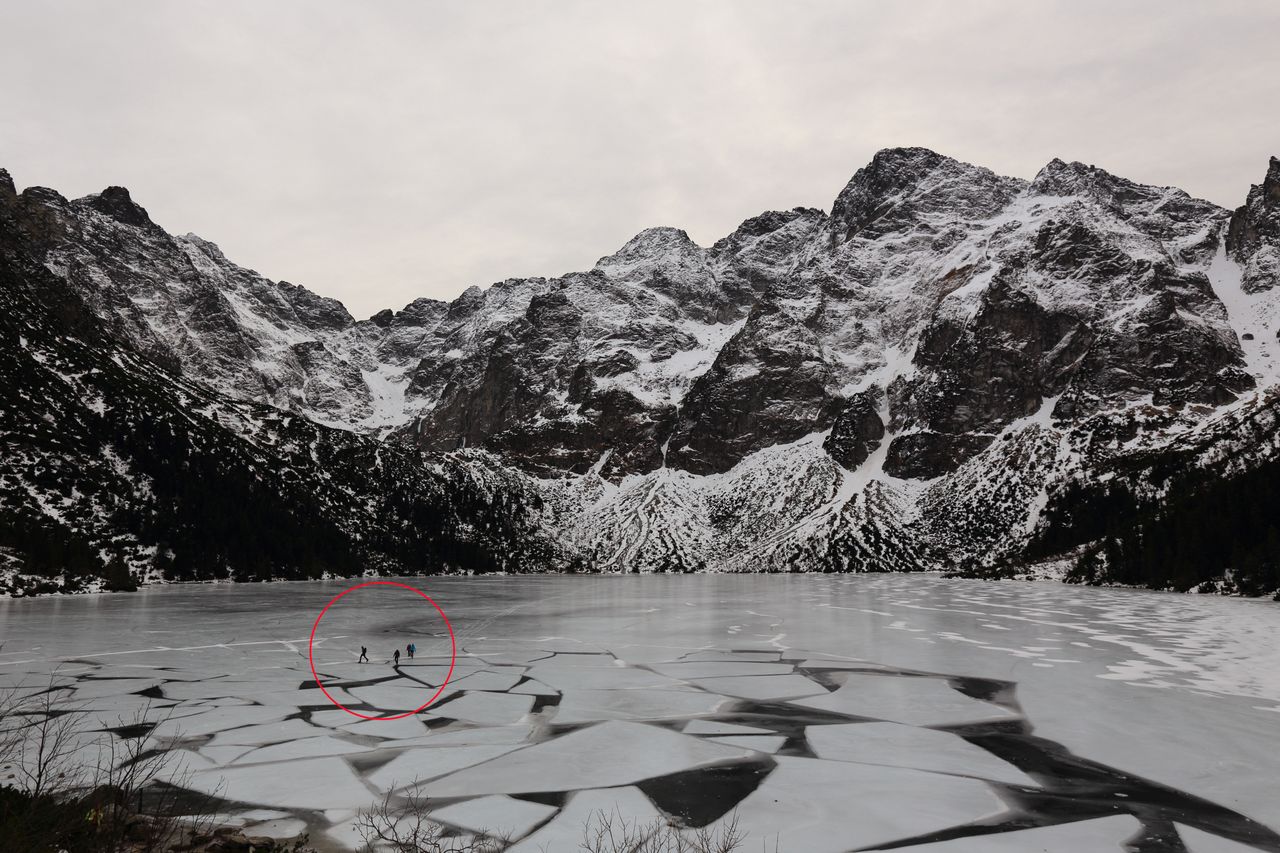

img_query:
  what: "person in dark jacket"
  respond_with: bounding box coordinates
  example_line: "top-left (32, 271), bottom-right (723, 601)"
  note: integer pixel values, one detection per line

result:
top-left (393, 649), bottom-right (401, 665)
top-left (359, 646), bottom-right (369, 663)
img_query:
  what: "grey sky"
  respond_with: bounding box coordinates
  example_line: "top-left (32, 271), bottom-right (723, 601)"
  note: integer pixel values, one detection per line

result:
top-left (2, 1), bottom-right (1277, 318)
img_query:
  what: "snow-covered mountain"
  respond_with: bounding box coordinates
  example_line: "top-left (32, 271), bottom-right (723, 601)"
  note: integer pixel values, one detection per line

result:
top-left (3, 150), bottom-right (1280, 594)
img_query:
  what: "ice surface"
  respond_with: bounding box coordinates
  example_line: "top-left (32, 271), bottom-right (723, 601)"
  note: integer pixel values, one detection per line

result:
top-left (392, 725), bottom-right (534, 747)
top-left (339, 715), bottom-right (432, 739)
top-left (3, 575), bottom-right (1279, 849)
top-left (418, 721), bottom-right (753, 796)
top-left (347, 682), bottom-right (446, 712)
top-left (682, 651), bottom-right (782, 662)
top-left (430, 691), bottom-right (533, 725)
top-left (242, 817), bottom-right (308, 840)
top-left (189, 756), bottom-right (371, 809)
top-left (792, 674), bottom-right (1016, 725)
top-left (429, 795), bottom-right (557, 838)
top-left (151, 705), bottom-right (290, 739)
top-left (68, 677), bottom-right (164, 698)
top-left (233, 686), bottom-right (358, 707)
top-left (683, 719), bottom-right (773, 735)
top-left (711, 734), bottom-right (786, 753)
top-left (446, 670), bottom-right (525, 691)
top-left (232, 735), bottom-right (370, 764)
top-left (806, 722), bottom-right (1036, 786)
top-left (887, 815), bottom-right (1142, 851)
top-left (508, 678), bottom-right (558, 695)
top-left (206, 718), bottom-right (325, 747)
top-left (368, 744), bottom-right (524, 791)
top-left (651, 661), bottom-right (796, 678)
top-left (710, 756), bottom-right (1005, 853)
top-left (324, 811), bottom-right (448, 852)
top-left (553, 687), bottom-right (728, 723)
top-left (692, 673), bottom-right (829, 700)
top-left (526, 663), bottom-right (678, 690)
top-left (506, 786), bottom-right (663, 853)
top-left (199, 745), bottom-right (255, 764)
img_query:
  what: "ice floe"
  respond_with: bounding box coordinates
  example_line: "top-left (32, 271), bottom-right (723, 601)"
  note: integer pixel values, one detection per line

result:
top-left (806, 721), bottom-right (1036, 786)
top-left (369, 744), bottom-right (524, 791)
top-left (708, 756), bottom-right (1005, 853)
top-left (418, 721), bottom-right (754, 797)
top-left (791, 674), bottom-right (1017, 726)
top-left (189, 756), bottom-right (371, 809)
top-left (506, 786), bottom-right (663, 853)
top-left (430, 795), bottom-right (557, 839)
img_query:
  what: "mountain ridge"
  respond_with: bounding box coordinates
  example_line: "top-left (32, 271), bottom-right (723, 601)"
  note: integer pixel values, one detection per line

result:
top-left (2, 148), bottom-right (1279, 596)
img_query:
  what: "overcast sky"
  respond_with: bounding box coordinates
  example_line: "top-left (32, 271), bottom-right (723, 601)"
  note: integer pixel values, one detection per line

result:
top-left (2, 2), bottom-right (1277, 318)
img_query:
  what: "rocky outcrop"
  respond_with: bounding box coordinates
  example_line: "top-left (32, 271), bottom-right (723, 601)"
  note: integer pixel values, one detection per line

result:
top-left (666, 298), bottom-right (839, 474)
top-left (824, 389), bottom-right (885, 470)
top-left (1227, 156), bottom-right (1280, 293)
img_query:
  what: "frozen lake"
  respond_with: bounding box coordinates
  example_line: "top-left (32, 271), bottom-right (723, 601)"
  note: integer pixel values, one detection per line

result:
top-left (2, 575), bottom-right (1279, 852)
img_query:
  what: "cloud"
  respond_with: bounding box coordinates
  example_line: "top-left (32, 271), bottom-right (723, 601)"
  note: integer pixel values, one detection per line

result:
top-left (1, 0), bottom-right (1276, 317)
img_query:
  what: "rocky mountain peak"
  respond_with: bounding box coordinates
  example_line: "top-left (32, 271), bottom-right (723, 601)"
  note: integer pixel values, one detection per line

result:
top-left (80, 185), bottom-right (153, 228)
top-left (0, 168), bottom-right (14, 197)
top-left (830, 147), bottom-right (1021, 240)
top-left (1227, 155), bottom-right (1280, 293)
top-left (595, 227), bottom-right (704, 273)
top-left (713, 207), bottom-right (825, 250)
top-left (1033, 158), bottom-right (1224, 224)
top-left (1030, 158), bottom-right (1097, 192)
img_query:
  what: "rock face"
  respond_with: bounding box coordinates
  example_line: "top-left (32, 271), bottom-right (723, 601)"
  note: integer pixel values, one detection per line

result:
top-left (1228, 156), bottom-right (1280, 294)
top-left (3, 150), bottom-right (1280, 593)
top-left (824, 389), bottom-right (884, 470)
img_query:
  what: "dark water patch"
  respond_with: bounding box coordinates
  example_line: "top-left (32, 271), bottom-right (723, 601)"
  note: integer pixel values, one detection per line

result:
top-left (345, 749), bottom-right (403, 774)
top-left (936, 718), bottom-right (1030, 737)
top-left (1129, 819), bottom-right (1189, 853)
top-left (514, 791), bottom-right (567, 808)
top-left (638, 758), bottom-right (775, 827)
top-left (109, 721), bottom-right (157, 739)
top-left (775, 734), bottom-right (816, 758)
top-left (1005, 784), bottom-right (1280, 852)
top-left (799, 669), bottom-right (845, 691)
top-left (946, 675), bottom-right (1019, 709)
top-left (133, 684), bottom-right (166, 700)
top-left (543, 721), bottom-right (601, 737)
top-left (530, 694), bottom-right (560, 713)
top-left (647, 720), bottom-right (687, 733)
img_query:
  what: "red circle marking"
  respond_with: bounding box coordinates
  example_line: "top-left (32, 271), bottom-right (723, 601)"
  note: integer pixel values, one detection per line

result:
top-left (307, 580), bottom-right (457, 721)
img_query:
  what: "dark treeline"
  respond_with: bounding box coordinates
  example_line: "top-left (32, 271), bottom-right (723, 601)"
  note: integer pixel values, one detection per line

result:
top-left (1032, 458), bottom-right (1280, 596)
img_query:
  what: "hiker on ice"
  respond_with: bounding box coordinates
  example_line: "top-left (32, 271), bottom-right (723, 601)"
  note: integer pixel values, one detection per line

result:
top-left (393, 648), bottom-right (401, 665)
top-left (359, 646), bottom-right (369, 663)
top-left (406, 642), bottom-right (416, 659)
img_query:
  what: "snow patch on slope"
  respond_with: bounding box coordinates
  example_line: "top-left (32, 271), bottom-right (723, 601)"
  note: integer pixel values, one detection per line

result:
top-left (1207, 241), bottom-right (1280, 386)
